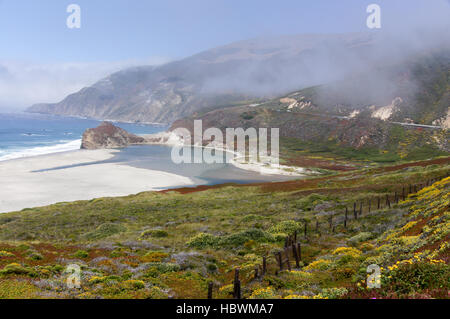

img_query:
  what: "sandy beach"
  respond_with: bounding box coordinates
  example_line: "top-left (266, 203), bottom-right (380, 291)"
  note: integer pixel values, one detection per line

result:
top-left (0, 149), bottom-right (194, 214)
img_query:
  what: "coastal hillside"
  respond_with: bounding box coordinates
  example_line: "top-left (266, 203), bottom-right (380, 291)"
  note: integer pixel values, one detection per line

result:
top-left (26, 33), bottom-right (448, 124)
top-left (170, 51), bottom-right (450, 167)
top-left (0, 158), bottom-right (448, 299)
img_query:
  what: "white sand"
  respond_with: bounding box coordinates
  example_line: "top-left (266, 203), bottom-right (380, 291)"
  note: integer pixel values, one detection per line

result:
top-left (0, 149), bottom-right (194, 214)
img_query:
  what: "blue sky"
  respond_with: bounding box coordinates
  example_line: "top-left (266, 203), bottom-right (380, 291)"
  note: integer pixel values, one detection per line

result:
top-left (0, 0), bottom-right (448, 63)
top-left (0, 0), bottom-right (449, 110)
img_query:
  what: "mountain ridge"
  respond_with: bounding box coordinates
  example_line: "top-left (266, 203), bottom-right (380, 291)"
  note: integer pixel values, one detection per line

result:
top-left (26, 33), bottom-right (390, 123)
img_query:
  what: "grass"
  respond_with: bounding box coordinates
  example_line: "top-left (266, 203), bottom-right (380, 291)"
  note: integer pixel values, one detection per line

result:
top-left (0, 158), bottom-right (448, 299)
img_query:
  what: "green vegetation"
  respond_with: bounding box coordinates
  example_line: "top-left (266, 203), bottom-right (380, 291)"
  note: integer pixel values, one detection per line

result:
top-left (0, 159), bottom-right (448, 299)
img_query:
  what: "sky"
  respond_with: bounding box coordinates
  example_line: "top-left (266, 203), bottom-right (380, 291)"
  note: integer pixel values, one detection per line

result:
top-left (0, 0), bottom-right (449, 110)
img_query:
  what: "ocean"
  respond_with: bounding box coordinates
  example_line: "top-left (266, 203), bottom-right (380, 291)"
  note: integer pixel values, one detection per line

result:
top-left (0, 113), bottom-right (166, 162)
top-left (0, 113), bottom-right (296, 187)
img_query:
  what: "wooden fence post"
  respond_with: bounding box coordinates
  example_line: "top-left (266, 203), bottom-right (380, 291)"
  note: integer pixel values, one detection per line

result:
top-left (208, 282), bottom-right (213, 299)
top-left (262, 256), bottom-right (267, 276)
top-left (233, 268), bottom-right (241, 299)
top-left (277, 252), bottom-right (283, 271)
top-left (292, 244), bottom-right (300, 268)
top-left (285, 248), bottom-right (291, 271)
top-left (344, 207), bottom-right (348, 228)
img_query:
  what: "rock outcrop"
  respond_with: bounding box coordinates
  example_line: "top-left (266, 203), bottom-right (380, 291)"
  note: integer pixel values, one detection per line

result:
top-left (81, 122), bottom-right (146, 150)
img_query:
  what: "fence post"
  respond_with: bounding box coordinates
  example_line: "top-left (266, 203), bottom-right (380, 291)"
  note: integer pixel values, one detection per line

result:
top-left (277, 252), bottom-right (283, 271)
top-left (292, 244), bottom-right (300, 268)
top-left (285, 248), bottom-right (291, 271)
top-left (262, 256), bottom-right (267, 276)
top-left (208, 282), bottom-right (213, 299)
top-left (344, 207), bottom-right (348, 228)
top-left (233, 268), bottom-right (241, 299)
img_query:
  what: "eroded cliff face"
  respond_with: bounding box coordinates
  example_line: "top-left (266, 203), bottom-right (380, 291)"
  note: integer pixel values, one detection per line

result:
top-left (81, 122), bottom-right (146, 150)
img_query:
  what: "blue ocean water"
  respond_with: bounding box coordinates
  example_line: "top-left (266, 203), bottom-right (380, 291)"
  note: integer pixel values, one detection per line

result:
top-left (0, 113), bottom-right (166, 161)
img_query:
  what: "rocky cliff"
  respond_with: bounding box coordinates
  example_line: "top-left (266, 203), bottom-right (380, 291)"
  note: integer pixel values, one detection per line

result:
top-left (27, 33), bottom-right (392, 124)
top-left (81, 122), bottom-right (146, 150)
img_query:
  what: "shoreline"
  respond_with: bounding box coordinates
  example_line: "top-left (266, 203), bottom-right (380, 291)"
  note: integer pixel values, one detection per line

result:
top-left (0, 149), bottom-right (194, 214)
top-left (143, 132), bottom-right (314, 177)
top-left (0, 130), bottom-right (311, 214)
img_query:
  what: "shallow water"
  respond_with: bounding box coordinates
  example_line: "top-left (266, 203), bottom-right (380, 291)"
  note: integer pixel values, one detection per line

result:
top-left (36, 144), bottom-right (299, 187)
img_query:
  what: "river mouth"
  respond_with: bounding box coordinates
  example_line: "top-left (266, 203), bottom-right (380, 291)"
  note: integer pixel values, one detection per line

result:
top-left (111, 145), bottom-right (301, 186)
top-left (31, 144), bottom-right (302, 187)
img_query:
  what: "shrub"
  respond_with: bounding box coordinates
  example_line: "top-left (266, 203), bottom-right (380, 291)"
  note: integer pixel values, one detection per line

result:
top-left (187, 233), bottom-right (219, 248)
top-left (383, 260), bottom-right (449, 295)
top-left (0, 251), bottom-right (15, 258)
top-left (0, 263), bottom-right (37, 277)
top-left (142, 251), bottom-right (169, 263)
top-left (335, 267), bottom-right (356, 279)
top-left (359, 243), bottom-right (375, 252)
top-left (74, 250), bottom-right (89, 259)
top-left (28, 252), bottom-right (44, 261)
top-left (207, 263), bottom-right (218, 272)
top-left (269, 221), bottom-right (302, 235)
top-left (332, 247), bottom-right (362, 258)
top-left (315, 287), bottom-right (348, 299)
top-left (219, 229), bottom-right (274, 247)
top-left (84, 223), bottom-right (127, 240)
top-left (304, 259), bottom-right (332, 271)
top-left (140, 229), bottom-right (169, 239)
top-left (145, 263), bottom-right (180, 277)
top-left (122, 280), bottom-right (145, 290)
top-left (249, 286), bottom-right (277, 299)
top-left (272, 233), bottom-right (288, 242)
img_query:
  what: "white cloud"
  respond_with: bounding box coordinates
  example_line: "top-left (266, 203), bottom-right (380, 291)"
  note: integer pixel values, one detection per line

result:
top-left (0, 57), bottom-right (171, 111)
